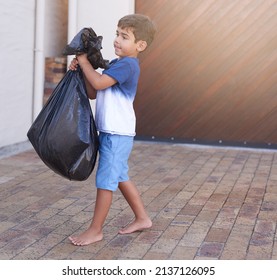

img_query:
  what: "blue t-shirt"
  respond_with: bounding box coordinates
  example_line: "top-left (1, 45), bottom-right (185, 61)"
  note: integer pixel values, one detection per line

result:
top-left (95, 57), bottom-right (140, 136)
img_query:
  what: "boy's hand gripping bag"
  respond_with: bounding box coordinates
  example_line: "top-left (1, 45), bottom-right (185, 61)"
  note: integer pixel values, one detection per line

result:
top-left (27, 67), bottom-right (98, 181)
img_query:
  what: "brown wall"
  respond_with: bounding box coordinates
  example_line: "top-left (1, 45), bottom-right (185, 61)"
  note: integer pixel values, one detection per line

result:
top-left (135, 0), bottom-right (277, 148)
top-left (44, 57), bottom-right (67, 104)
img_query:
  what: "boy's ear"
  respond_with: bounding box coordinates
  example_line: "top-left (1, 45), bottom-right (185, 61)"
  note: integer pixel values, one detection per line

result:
top-left (137, 40), bottom-right (147, 52)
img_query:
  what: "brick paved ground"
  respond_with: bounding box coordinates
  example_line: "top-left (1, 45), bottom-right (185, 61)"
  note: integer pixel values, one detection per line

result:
top-left (0, 141), bottom-right (276, 260)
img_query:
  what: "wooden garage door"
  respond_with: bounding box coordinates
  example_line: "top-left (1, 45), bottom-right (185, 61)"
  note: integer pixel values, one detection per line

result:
top-left (135, 0), bottom-right (277, 148)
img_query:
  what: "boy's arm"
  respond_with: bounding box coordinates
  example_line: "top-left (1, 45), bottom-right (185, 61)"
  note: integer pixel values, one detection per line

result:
top-left (83, 75), bottom-right (97, 99)
top-left (77, 54), bottom-right (117, 91)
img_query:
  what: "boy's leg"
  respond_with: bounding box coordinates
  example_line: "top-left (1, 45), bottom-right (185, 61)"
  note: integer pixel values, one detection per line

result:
top-left (118, 180), bottom-right (152, 234)
top-left (69, 188), bottom-right (112, 246)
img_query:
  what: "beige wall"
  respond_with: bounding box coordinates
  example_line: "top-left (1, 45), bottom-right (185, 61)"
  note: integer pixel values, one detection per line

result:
top-left (45, 0), bottom-right (68, 57)
top-left (69, 0), bottom-right (135, 61)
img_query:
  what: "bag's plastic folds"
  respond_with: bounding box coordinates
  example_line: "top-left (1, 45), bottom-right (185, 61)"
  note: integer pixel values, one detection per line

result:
top-left (27, 68), bottom-right (98, 181)
top-left (63, 27), bottom-right (109, 69)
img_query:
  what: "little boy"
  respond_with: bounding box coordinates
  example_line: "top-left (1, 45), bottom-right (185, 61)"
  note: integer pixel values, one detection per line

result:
top-left (69, 14), bottom-right (156, 246)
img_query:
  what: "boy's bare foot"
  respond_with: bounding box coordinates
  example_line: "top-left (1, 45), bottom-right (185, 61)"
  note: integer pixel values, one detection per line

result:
top-left (119, 218), bottom-right (152, 234)
top-left (69, 229), bottom-right (103, 246)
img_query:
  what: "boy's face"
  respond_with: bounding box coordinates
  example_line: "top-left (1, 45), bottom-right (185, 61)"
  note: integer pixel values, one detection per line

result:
top-left (114, 27), bottom-right (147, 58)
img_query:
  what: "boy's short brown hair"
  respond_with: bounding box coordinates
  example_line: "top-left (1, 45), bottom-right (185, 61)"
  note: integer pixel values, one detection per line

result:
top-left (118, 14), bottom-right (156, 46)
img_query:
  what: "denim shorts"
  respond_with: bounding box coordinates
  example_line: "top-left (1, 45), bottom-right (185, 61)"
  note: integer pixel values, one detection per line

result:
top-left (96, 132), bottom-right (134, 191)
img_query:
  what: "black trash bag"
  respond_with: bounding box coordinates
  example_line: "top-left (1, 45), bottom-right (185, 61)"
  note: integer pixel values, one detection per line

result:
top-left (63, 27), bottom-right (109, 70)
top-left (27, 67), bottom-right (98, 181)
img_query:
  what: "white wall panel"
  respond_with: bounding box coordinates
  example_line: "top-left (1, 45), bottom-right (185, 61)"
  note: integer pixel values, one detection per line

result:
top-left (0, 0), bottom-right (35, 147)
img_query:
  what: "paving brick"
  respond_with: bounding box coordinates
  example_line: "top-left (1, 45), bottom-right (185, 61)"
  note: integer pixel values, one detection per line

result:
top-left (213, 207), bottom-right (240, 229)
top-left (205, 227), bottom-right (230, 243)
top-left (171, 214), bottom-right (195, 227)
top-left (194, 210), bottom-right (218, 224)
top-left (151, 216), bottom-right (172, 231)
top-left (49, 198), bottom-right (77, 210)
top-left (161, 225), bottom-right (188, 240)
top-left (179, 204), bottom-right (202, 216)
top-left (158, 207), bottom-right (181, 219)
top-left (120, 242), bottom-right (152, 259)
top-left (95, 246), bottom-right (124, 260)
top-left (108, 235), bottom-right (134, 248)
top-left (179, 222), bottom-right (210, 247)
top-left (197, 242), bottom-right (224, 258)
top-left (52, 220), bottom-right (83, 236)
top-left (149, 238), bottom-right (179, 254)
top-left (170, 246), bottom-right (198, 260)
top-left (246, 244), bottom-right (273, 260)
top-left (41, 242), bottom-right (77, 259)
top-left (249, 220), bottom-right (275, 251)
top-left (134, 230), bottom-right (163, 244)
